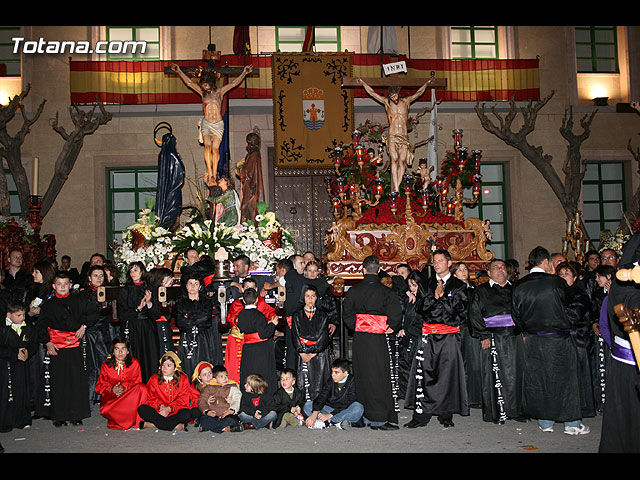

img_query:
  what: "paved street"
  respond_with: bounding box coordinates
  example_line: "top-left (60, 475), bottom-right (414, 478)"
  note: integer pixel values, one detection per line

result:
top-left (0, 401), bottom-right (602, 454)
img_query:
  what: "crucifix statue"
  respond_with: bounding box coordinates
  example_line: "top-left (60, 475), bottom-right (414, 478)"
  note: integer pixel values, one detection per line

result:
top-left (168, 48), bottom-right (253, 188)
top-left (344, 71), bottom-right (446, 193)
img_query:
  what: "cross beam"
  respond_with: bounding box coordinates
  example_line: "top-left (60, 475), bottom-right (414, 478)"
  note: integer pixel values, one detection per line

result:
top-left (342, 75), bottom-right (446, 88)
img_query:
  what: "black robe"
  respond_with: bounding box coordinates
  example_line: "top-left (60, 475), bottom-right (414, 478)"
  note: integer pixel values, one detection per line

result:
top-left (174, 294), bottom-right (222, 378)
top-left (35, 292), bottom-right (99, 422)
top-left (237, 306), bottom-right (278, 398)
top-left (599, 232), bottom-right (640, 453)
top-left (405, 274), bottom-right (469, 419)
top-left (343, 274), bottom-right (402, 424)
top-left (469, 280), bottom-right (524, 423)
top-left (0, 319), bottom-right (38, 431)
top-left (83, 288), bottom-right (112, 407)
top-left (460, 284), bottom-right (482, 408)
top-left (291, 307), bottom-right (331, 402)
top-left (564, 282), bottom-right (596, 419)
top-left (512, 271), bottom-right (582, 423)
top-left (283, 269), bottom-right (306, 370)
top-left (117, 282), bottom-right (161, 383)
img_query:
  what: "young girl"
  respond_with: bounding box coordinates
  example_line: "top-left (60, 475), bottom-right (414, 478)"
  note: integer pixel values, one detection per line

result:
top-left (290, 285), bottom-right (331, 402)
top-left (94, 337), bottom-right (148, 430)
top-left (0, 301), bottom-right (37, 432)
top-left (137, 351), bottom-right (193, 431)
top-left (117, 261), bottom-right (160, 382)
top-left (238, 373), bottom-right (277, 430)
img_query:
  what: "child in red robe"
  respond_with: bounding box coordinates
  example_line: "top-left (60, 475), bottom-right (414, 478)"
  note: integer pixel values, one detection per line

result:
top-left (94, 337), bottom-right (147, 430)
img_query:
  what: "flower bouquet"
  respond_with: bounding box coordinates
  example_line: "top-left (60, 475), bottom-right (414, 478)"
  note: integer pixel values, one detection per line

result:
top-left (171, 217), bottom-right (243, 266)
top-left (113, 198), bottom-right (176, 273)
top-left (236, 202), bottom-right (296, 270)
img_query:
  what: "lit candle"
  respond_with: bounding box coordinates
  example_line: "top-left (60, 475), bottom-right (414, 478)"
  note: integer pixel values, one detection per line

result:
top-left (453, 129), bottom-right (463, 147)
top-left (32, 156), bottom-right (39, 196)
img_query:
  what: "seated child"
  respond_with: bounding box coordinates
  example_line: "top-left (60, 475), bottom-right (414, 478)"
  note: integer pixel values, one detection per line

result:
top-left (196, 364), bottom-right (243, 433)
top-left (238, 373), bottom-right (277, 430)
top-left (272, 368), bottom-right (306, 428)
top-left (304, 358), bottom-right (364, 430)
top-left (0, 300), bottom-right (37, 432)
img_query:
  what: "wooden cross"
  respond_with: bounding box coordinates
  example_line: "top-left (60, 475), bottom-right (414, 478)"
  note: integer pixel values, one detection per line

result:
top-left (342, 70), bottom-right (447, 89)
top-left (163, 46), bottom-right (258, 80)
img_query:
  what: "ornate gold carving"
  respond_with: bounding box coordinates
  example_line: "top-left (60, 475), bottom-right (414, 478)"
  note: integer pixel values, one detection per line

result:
top-left (448, 217), bottom-right (495, 261)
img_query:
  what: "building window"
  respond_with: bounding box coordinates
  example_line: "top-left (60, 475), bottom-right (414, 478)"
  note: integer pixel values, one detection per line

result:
top-left (575, 26), bottom-right (618, 73)
top-left (582, 162), bottom-right (625, 249)
top-left (276, 26), bottom-right (340, 52)
top-left (463, 162), bottom-right (509, 260)
top-left (106, 26), bottom-right (160, 60)
top-left (451, 26), bottom-right (498, 59)
top-left (107, 167), bottom-right (157, 250)
top-left (3, 169), bottom-right (21, 216)
top-left (0, 26), bottom-right (21, 76)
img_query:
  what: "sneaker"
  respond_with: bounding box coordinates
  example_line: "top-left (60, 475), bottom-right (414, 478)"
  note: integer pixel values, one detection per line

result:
top-left (309, 419), bottom-right (326, 429)
top-left (335, 420), bottom-right (351, 431)
top-left (564, 424), bottom-right (590, 436)
top-left (538, 425), bottom-right (554, 433)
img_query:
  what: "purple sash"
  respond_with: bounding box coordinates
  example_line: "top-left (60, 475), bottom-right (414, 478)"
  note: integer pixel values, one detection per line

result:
top-left (483, 314), bottom-right (515, 328)
top-left (612, 337), bottom-right (637, 365)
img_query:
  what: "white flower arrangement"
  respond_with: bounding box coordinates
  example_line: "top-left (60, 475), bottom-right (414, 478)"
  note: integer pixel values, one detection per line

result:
top-left (113, 201), bottom-right (176, 272)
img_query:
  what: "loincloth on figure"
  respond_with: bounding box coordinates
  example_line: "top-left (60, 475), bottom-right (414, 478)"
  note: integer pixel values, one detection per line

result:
top-left (382, 133), bottom-right (415, 166)
top-left (198, 118), bottom-right (225, 144)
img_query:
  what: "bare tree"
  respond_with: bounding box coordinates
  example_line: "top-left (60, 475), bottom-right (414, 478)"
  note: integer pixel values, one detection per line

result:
top-left (0, 84), bottom-right (46, 216)
top-left (620, 100), bottom-right (640, 234)
top-left (42, 102), bottom-right (112, 216)
top-left (475, 91), bottom-right (597, 236)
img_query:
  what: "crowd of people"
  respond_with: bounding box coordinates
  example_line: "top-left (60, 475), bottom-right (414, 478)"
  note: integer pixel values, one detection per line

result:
top-left (0, 238), bottom-right (638, 452)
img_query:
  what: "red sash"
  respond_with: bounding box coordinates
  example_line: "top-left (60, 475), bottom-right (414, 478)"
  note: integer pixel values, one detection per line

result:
top-left (355, 314), bottom-right (388, 334)
top-left (48, 328), bottom-right (80, 348)
top-left (203, 273), bottom-right (215, 287)
top-left (243, 332), bottom-right (268, 344)
top-left (422, 323), bottom-right (460, 335)
top-left (299, 337), bottom-right (317, 346)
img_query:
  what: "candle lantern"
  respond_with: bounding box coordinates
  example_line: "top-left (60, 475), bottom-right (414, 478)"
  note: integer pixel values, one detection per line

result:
top-left (353, 129), bottom-right (361, 146)
top-left (374, 177), bottom-right (384, 198)
top-left (472, 149), bottom-right (482, 171)
top-left (458, 147), bottom-right (468, 167)
top-left (355, 145), bottom-right (365, 169)
top-left (446, 202), bottom-right (454, 216)
top-left (389, 191), bottom-right (399, 214)
top-left (453, 129), bottom-right (463, 148)
top-left (331, 197), bottom-right (341, 216)
top-left (336, 176), bottom-right (346, 194)
top-left (420, 188), bottom-right (429, 207)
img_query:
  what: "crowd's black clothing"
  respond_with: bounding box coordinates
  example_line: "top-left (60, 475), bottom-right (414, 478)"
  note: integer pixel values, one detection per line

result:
top-left (469, 281), bottom-right (524, 423)
top-left (584, 273), bottom-right (608, 413)
top-left (34, 292), bottom-right (100, 423)
top-left (291, 307), bottom-right (331, 402)
top-left (405, 274), bottom-right (469, 423)
top-left (343, 274), bottom-right (402, 425)
top-left (175, 294), bottom-right (222, 378)
top-left (2, 269), bottom-right (33, 303)
top-left (398, 297), bottom-right (421, 399)
top-left (272, 385), bottom-right (306, 428)
top-left (148, 290), bottom-right (175, 354)
top-left (599, 232), bottom-right (640, 453)
top-left (460, 283), bottom-right (482, 409)
top-left (83, 288), bottom-right (112, 407)
top-left (564, 282), bottom-right (597, 419)
top-left (283, 269), bottom-right (306, 370)
top-left (117, 282), bottom-right (160, 383)
top-left (237, 306), bottom-right (278, 398)
top-left (512, 270), bottom-right (582, 423)
top-left (0, 318), bottom-right (38, 432)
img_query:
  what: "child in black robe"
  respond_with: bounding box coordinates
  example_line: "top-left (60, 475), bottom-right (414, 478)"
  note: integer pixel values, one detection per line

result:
top-left (237, 288), bottom-right (279, 398)
top-left (0, 300), bottom-right (38, 432)
top-left (35, 271), bottom-right (100, 427)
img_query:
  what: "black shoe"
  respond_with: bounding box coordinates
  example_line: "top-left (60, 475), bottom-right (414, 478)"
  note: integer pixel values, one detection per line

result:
top-left (370, 422), bottom-right (399, 431)
top-left (229, 423), bottom-right (244, 433)
top-left (404, 418), bottom-right (428, 429)
top-left (53, 421), bottom-right (67, 428)
top-left (351, 418), bottom-right (366, 428)
top-left (440, 419), bottom-right (455, 428)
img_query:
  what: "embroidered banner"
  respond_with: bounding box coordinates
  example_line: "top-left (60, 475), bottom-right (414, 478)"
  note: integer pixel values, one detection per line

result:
top-left (271, 53), bottom-right (354, 169)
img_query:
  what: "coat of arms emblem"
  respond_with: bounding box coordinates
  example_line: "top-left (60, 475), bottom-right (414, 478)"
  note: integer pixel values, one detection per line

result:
top-left (302, 86), bottom-right (325, 130)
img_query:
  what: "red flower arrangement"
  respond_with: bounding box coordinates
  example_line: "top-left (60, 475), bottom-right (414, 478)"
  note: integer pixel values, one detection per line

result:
top-left (355, 195), bottom-right (463, 228)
